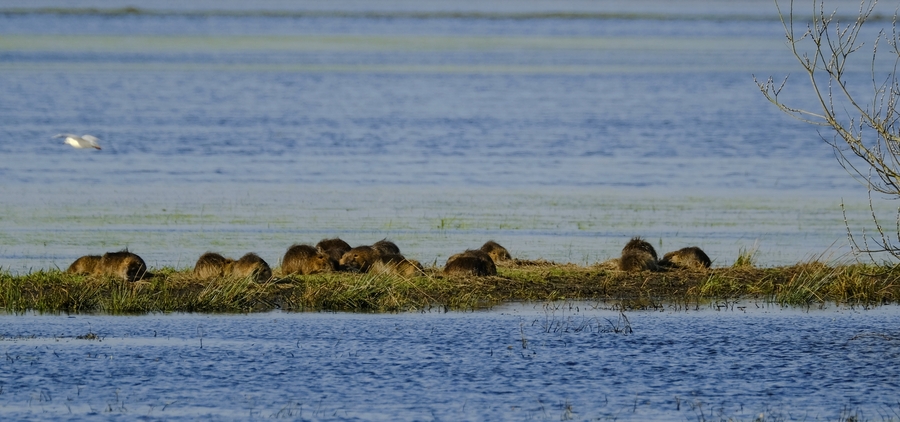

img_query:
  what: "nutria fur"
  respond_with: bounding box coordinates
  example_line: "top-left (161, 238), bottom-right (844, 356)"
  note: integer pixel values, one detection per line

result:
top-left (369, 254), bottom-right (424, 277)
top-left (67, 255), bottom-right (102, 275)
top-left (231, 252), bottom-right (272, 282)
top-left (283, 244), bottom-right (334, 275)
top-left (316, 238), bottom-right (352, 266)
top-left (339, 246), bottom-right (381, 272)
top-left (619, 237), bottom-right (659, 272)
top-left (444, 249), bottom-right (497, 276)
top-left (372, 239), bottom-right (401, 256)
top-left (193, 252), bottom-right (234, 279)
top-left (660, 246), bottom-right (711, 270)
top-left (480, 240), bottom-right (511, 263)
top-left (622, 237), bottom-right (658, 260)
top-left (98, 251), bottom-right (149, 282)
top-left (448, 249), bottom-right (496, 267)
top-left (444, 255), bottom-right (496, 276)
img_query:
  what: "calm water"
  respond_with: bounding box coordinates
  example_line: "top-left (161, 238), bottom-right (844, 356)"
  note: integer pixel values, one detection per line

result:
top-left (2, 0), bottom-right (899, 272)
top-left (1, 303), bottom-right (899, 420)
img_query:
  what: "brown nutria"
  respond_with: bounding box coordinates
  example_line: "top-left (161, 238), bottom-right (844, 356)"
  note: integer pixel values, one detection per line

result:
top-left (282, 244), bottom-right (335, 275)
top-left (67, 255), bottom-right (102, 275)
top-left (444, 249), bottom-right (497, 276)
top-left (98, 251), bottom-right (150, 282)
top-left (231, 252), bottom-right (272, 282)
top-left (660, 246), bottom-right (712, 270)
top-left (448, 249), bottom-right (496, 266)
top-left (193, 252), bottom-right (234, 279)
top-left (619, 237), bottom-right (659, 272)
top-left (369, 253), bottom-right (424, 277)
top-left (316, 238), bottom-right (352, 267)
top-left (339, 246), bottom-right (381, 272)
top-left (372, 239), bottom-right (401, 256)
top-left (444, 255), bottom-right (496, 276)
top-left (480, 240), bottom-right (511, 263)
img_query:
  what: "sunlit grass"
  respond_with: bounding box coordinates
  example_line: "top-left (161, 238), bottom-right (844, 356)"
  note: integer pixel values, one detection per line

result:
top-left (3, 255), bottom-right (900, 314)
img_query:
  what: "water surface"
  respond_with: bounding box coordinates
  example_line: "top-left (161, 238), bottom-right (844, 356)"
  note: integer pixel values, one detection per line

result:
top-left (0, 0), bottom-right (897, 272)
top-left (1, 303), bottom-right (898, 420)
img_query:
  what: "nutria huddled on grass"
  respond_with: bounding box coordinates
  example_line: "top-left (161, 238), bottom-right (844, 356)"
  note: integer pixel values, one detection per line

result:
top-left (480, 240), bottom-right (511, 264)
top-left (619, 237), bottom-right (659, 272)
top-left (67, 255), bottom-right (102, 275)
top-left (660, 246), bottom-right (711, 270)
top-left (68, 250), bottom-right (149, 282)
top-left (282, 244), bottom-right (334, 275)
top-left (316, 238), bottom-right (352, 268)
top-left (372, 239), bottom-right (401, 256)
top-left (369, 253), bottom-right (424, 277)
top-left (337, 240), bottom-right (421, 275)
top-left (231, 253), bottom-right (272, 282)
top-left (605, 238), bottom-right (712, 273)
top-left (444, 249), bottom-right (497, 276)
top-left (63, 238), bottom-right (712, 284)
top-left (193, 252), bottom-right (234, 279)
top-left (102, 251), bottom-right (151, 282)
top-left (339, 246), bottom-right (381, 272)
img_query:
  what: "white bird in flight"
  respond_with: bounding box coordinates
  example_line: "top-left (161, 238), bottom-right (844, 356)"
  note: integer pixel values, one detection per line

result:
top-left (55, 133), bottom-right (102, 150)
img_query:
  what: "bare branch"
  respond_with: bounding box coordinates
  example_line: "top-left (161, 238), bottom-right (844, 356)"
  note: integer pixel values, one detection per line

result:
top-left (764, 0), bottom-right (900, 258)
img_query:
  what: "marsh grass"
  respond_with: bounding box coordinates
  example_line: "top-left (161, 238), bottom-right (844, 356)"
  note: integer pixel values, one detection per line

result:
top-left (2, 258), bottom-right (900, 313)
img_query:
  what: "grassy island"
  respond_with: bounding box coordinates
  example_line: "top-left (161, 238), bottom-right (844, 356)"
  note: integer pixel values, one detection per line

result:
top-left (2, 258), bottom-right (899, 314)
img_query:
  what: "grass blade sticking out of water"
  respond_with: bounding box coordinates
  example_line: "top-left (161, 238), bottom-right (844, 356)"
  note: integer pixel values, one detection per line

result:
top-left (732, 243), bottom-right (758, 269)
top-left (774, 262), bottom-right (834, 306)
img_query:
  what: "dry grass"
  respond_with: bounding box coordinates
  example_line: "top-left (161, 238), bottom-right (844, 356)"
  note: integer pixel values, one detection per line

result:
top-left (2, 259), bottom-right (900, 314)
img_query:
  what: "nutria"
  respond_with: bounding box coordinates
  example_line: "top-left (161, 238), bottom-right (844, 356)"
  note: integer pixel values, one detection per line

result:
top-left (231, 252), bottom-right (272, 282)
top-left (480, 240), bottom-right (511, 263)
top-left (619, 237), bottom-right (659, 272)
top-left (98, 250), bottom-right (149, 282)
top-left (316, 238), bottom-right (352, 267)
top-left (448, 249), bottom-right (496, 267)
top-left (193, 252), bottom-right (234, 279)
top-left (369, 254), bottom-right (424, 277)
top-left (282, 244), bottom-right (334, 275)
top-left (444, 249), bottom-right (497, 276)
top-left (444, 255), bottom-right (496, 276)
top-left (67, 255), bottom-right (102, 275)
top-left (660, 246), bottom-right (712, 270)
top-left (372, 239), bottom-right (401, 256)
top-left (339, 246), bottom-right (381, 272)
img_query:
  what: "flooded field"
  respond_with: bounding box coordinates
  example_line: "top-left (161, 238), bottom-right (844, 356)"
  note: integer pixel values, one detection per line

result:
top-left (1, 183), bottom-right (892, 273)
top-left (2, 0), bottom-right (899, 273)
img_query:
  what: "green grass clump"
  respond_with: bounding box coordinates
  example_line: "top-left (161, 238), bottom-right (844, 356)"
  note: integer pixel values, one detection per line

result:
top-left (2, 259), bottom-right (900, 314)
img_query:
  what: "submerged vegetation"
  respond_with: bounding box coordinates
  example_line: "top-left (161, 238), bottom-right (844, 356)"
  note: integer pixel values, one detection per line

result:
top-left (2, 257), bottom-right (899, 314)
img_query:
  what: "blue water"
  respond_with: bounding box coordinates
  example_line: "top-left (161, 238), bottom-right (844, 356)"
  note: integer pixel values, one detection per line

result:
top-left (4, 0), bottom-right (896, 271)
top-left (1, 303), bottom-right (899, 420)
top-left (2, 2), bottom-right (900, 419)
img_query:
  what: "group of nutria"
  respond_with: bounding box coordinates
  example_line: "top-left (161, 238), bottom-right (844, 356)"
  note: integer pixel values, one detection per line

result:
top-left (193, 252), bottom-right (273, 282)
top-left (442, 240), bottom-right (511, 276)
top-left (280, 238), bottom-right (429, 278)
top-left (602, 237), bottom-right (712, 272)
top-left (66, 237), bottom-right (710, 282)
